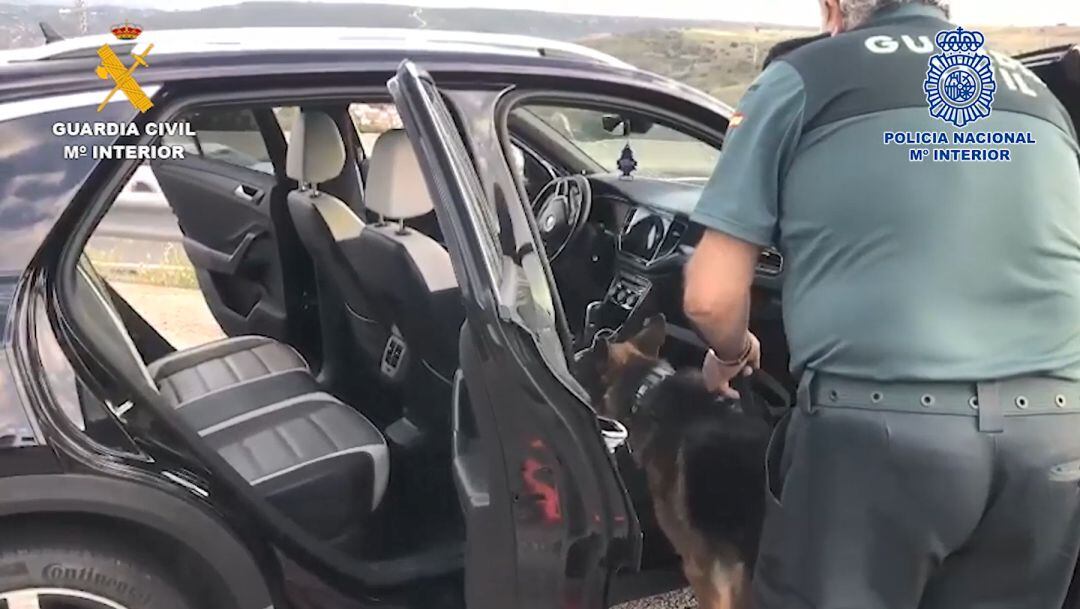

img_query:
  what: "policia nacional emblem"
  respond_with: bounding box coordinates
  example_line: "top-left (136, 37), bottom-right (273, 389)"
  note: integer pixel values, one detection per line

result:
top-left (924, 27), bottom-right (997, 128)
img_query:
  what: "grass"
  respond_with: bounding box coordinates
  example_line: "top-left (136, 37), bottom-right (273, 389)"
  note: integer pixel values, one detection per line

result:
top-left (85, 240), bottom-right (199, 290)
top-left (580, 26), bottom-right (1080, 107)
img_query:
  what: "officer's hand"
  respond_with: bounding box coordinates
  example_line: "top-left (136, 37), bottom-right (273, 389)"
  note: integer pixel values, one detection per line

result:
top-left (702, 332), bottom-right (761, 400)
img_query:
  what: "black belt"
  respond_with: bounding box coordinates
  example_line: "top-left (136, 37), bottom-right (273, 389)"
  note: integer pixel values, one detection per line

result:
top-left (799, 371), bottom-right (1080, 432)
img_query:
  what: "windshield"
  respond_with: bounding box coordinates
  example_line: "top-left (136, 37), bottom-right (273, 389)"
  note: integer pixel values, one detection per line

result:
top-left (522, 105), bottom-right (720, 180)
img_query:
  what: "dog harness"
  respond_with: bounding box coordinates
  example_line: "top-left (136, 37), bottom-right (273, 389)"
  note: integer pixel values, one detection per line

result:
top-left (631, 361), bottom-right (676, 414)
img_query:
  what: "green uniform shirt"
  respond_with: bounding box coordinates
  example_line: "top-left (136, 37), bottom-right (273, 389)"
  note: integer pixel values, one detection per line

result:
top-left (693, 4), bottom-right (1080, 381)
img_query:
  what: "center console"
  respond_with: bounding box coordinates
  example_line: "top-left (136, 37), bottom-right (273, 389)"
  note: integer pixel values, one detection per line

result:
top-left (619, 207), bottom-right (687, 266)
top-left (580, 203), bottom-right (785, 349)
top-left (579, 207), bottom-right (684, 345)
top-left (605, 272), bottom-right (650, 311)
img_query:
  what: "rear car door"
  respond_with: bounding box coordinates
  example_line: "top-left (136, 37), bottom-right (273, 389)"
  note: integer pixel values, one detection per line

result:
top-left (151, 107), bottom-right (293, 342)
top-left (389, 62), bottom-right (640, 609)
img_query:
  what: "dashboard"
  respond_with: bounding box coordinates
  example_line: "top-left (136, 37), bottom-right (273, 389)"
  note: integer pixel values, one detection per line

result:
top-left (619, 207), bottom-right (688, 265)
top-left (566, 174), bottom-right (786, 339)
top-left (588, 174), bottom-right (784, 278)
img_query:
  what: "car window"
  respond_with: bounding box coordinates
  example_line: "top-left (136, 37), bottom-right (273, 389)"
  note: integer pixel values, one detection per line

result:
top-left (350, 102), bottom-right (404, 156)
top-left (510, 143), bottom-right (557, 203)
top-left (86, 163), bottom-right (226, 351)
top-left (416, 80), bottom-right (504, 285)
top-left (272, 106), bottom-right (299, 137)
top-left (517, 104), bottom-right (720, 180)
top-left (165, 108), bottom-right (275, 175)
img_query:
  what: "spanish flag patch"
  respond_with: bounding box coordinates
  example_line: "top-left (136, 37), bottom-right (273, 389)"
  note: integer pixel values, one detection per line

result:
top-left (729, 113), bottom-right (745, 129)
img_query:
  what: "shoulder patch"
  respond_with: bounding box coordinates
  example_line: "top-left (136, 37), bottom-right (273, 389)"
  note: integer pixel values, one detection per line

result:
top-left (729, 113), bottom-right (745, 129)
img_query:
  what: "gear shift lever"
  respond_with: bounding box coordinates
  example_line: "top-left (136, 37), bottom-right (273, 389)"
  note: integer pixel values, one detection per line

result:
top-left (581, 300), bottom-right (603, 348)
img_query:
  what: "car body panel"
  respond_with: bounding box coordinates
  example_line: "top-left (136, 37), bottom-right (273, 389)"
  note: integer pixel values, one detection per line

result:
top-left (0, 473), bottom-right (278, 609)
top-left (390, 61), bottom-right (640, 607)
top-left (0, 102), bottom-right (140, 280)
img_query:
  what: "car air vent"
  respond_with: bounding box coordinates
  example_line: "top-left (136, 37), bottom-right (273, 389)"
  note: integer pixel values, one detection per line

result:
top-left (756, 248), bottom-right (784, 276)
top-left (658, 219), bottom-right (687, 258)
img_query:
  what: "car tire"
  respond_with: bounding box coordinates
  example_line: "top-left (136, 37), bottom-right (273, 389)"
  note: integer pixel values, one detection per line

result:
top-left (0, 523), bottom-right (197, 609)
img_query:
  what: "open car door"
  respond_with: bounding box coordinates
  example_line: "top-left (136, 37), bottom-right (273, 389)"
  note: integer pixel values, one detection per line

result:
top-left (389, 61), bottom-right (640, 609)
top-left (1018, 43), bottom-right (1080, 609)
top-left (151, 107), bottom-right (294, 343)
top-left (1018, 44), bottom-right (1080, 132)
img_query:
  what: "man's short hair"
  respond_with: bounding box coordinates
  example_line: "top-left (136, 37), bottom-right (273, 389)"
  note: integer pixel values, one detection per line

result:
top-left (839, 0), bottom-right (950, 29)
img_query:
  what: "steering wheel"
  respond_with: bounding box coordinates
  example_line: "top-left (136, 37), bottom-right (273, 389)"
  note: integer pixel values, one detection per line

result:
top-left (532, 175), bottom-right (592, 261)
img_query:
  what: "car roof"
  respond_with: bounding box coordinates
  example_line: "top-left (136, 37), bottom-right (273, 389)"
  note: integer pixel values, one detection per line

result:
top-left (0, 26), bottom-right (633, 68)
top-left (0, 26), bottom-right (733, 124)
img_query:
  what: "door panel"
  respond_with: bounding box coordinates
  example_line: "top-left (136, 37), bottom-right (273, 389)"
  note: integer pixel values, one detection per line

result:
top-left (390, 61), bottom-right (639, 609)
top-left (152, 154), bottom-right (289, 341)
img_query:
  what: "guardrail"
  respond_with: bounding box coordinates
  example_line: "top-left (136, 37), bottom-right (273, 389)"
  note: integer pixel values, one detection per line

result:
top-left (96, 193), bottom-right (184, 243)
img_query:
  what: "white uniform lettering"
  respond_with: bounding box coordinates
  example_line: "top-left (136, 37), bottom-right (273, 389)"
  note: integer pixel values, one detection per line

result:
top-left (866, 35), bottom-right (900, 54)
top-left (901, 35), bottom-right (935, 54)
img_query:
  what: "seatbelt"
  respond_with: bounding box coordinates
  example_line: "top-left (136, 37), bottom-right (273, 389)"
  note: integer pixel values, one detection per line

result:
top-left (101, 280), bottom-right (175, 363)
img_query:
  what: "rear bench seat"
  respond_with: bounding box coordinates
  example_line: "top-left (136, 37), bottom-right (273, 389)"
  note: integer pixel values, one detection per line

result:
top-left (74, 258), bottom-right (388, 542)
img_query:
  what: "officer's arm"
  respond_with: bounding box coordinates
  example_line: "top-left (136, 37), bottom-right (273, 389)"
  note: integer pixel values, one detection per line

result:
top-left (684, 62), bottom-right (806, 359)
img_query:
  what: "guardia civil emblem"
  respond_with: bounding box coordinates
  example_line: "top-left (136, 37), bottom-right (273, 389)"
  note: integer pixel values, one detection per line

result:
top-left (924, 27), bottom-right (996, 128)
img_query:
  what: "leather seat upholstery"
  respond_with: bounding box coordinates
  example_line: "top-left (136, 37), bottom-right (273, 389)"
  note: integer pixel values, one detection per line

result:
top-left (285, 110), bottom-right (391, 377)
top-left (355, 129), bottom-right (466, 433)
top-left (149, 336), bottom-right (307, 405)
top-left (72, 257), bottom-right (388, 542)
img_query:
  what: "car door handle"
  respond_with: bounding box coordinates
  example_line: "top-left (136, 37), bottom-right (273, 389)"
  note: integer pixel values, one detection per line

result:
top-left (182, 230), bottom-right (263, 276)
top-left (233, 184), bottom-right (261, 202)
top-left (451, 369), bottom-right (466, 455)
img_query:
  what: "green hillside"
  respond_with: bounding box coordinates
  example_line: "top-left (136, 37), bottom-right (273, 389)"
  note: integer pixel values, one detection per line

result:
top-left (580, 26), bottom-right (1080, 107)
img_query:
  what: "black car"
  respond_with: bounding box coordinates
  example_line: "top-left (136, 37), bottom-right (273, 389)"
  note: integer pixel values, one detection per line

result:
top-left (0, 26), bottom-right (1076, 609)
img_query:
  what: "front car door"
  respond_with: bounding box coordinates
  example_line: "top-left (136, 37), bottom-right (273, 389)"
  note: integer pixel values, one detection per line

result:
top-left (389, 61), bottom-right (640, 609)
top-left (1019, 43), bottom-right (1080, 609)
top-left (1019, 44), bottom-right (1080, 133)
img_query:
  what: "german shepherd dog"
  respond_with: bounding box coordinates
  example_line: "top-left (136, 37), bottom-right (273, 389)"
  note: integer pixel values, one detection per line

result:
top-left (574, 316), bottom-right (773, 609)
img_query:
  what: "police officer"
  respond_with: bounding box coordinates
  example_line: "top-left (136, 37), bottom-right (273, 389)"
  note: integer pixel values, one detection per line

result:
top-left (682, 0), bottom-right (1080, 607)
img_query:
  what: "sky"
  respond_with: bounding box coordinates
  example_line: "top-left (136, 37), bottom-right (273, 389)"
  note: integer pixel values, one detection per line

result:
top-left (27, 0), bottom-right (1080, 26)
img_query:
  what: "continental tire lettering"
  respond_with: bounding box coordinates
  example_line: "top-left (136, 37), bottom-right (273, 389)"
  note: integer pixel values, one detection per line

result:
top-left (41, 563), bottom-right (153, 605)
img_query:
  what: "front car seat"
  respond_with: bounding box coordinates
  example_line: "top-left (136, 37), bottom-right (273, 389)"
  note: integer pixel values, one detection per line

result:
top-left (356, 130), bottom-right (466, 441)
top-left (285, 110), bottom-right (391, 389)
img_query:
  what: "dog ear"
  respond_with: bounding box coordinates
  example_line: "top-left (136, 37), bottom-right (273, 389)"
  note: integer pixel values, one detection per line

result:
top-left (629, 314), bottom-right (667, 357)
top-left (573, 332), bottom-right (611, 378)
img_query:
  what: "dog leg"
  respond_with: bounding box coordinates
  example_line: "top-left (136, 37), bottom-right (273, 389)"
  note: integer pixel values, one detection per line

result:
top-left (729, 562), bottom-right (752, 609)
top-left (714, 560), bottom-right (754, 609)
top-left (652, 498), bottom-right (718, 609)
top-left (682, 555), bottom-right (719, 609)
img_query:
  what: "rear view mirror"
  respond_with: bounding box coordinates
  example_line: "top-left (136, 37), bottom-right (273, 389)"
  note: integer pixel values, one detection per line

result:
top-left (601, 113), bottom-right (655, 135)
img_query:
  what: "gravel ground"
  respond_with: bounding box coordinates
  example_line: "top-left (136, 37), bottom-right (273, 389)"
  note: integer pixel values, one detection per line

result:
top-left (612, 587), bottom-right (696, 609)
top-left (109, 281), bottom-right (225, 349)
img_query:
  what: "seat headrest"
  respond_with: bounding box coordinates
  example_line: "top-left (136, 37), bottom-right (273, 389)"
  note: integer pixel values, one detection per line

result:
top-left (364, 130), bottom-right (435, 220)
top-left (286, 111), bottom-right (346, 186)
